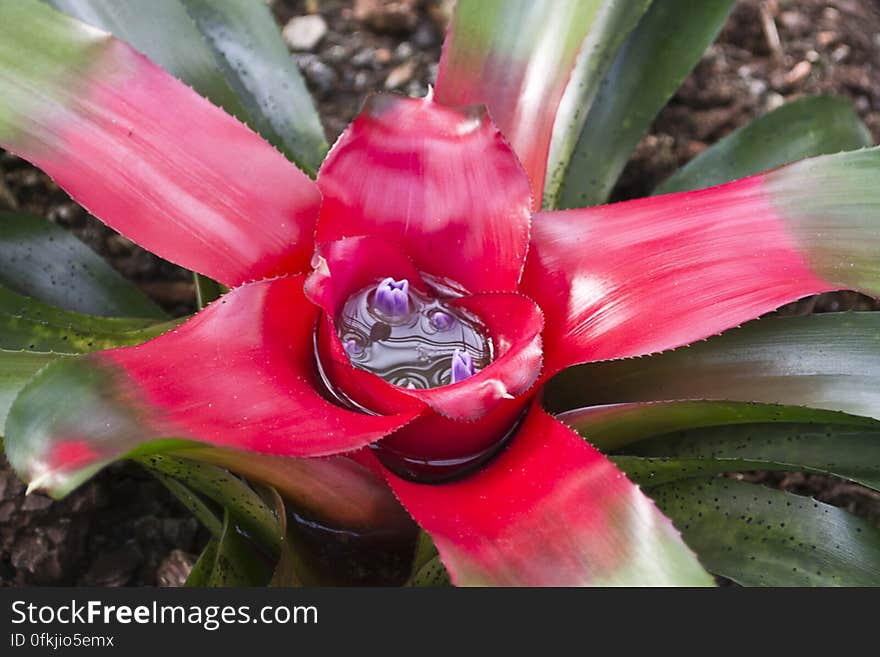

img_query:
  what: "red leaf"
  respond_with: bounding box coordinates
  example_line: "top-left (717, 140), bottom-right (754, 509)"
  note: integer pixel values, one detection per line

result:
top-left (1, 35), bottom-right (320, 286)
top-left (315, 94), bottom-right (532, 294)
top-left (383, 405), bottom-right (712, 586)
top-left (524, 174), bottom-right (838, 374)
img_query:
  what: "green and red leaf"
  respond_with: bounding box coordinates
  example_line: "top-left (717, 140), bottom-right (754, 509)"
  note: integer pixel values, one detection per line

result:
top-left (3, 276), bottom-right (419, 498)
top-left (384, 405), bottom-right (713, 586)
top-left (527, 148), bottom-right (880, 374)
top-left (435, 0), bottom-right (617, 205)
top-left (656, 95), bottom-right (873, 194)
top-left (557, 0), bottom-right (735, 208)
top-left (0, 0), bottom-right (320, 287)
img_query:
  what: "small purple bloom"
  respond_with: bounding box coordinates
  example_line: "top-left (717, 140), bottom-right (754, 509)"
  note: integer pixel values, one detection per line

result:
top-left (373, 277), bottom-right (410, 318)
top-left (430, 310), bottom-right (455, 331)
top-left (344, 338), bottom-right (364, 358)
top-left (451, 349), bottom-right (475, 383)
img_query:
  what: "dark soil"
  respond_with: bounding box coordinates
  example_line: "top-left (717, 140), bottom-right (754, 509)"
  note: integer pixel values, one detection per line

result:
top-left (1, 0), bottom-right (879, 586)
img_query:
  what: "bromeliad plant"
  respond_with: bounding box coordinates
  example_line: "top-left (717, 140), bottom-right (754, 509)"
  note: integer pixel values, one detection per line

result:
top-left (1, 0), bottom-right (879, 586)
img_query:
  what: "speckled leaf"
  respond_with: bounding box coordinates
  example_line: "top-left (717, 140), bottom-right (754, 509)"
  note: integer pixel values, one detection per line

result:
top-left (151, 469), bottom-right (223, 537)
top-left (611, 455), bottom-right (784, 488)
top-left (409, 557), bottom-right (451, 587)
top-left (180, 0), bottom-right (328, 176)
top-left (409, 531), bottom-right (439, 581)
top-left (650, 478), bottom-right (880, 586)
top-left (618, 422), bottom-right (880, 491)
top-left (0, 212), bottom-right (165, 318)
top-left (0, 284), bottom-right (177, 354)
top-left (138, 452), bottom-right (281, 553)
top-left (557, 0), bottom-right (735, 208)
top-left (656, 96), bottom-right (873, 194)
top-left (201, 510), bottom-right (271, 587)
top-left (558, 400), bottom-right (878, 452)
top-left (548, 313), bottom-right (880, 421)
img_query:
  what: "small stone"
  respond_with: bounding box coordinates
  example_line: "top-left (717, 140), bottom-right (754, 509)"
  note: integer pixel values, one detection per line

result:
top-left (805, 50), bottom-right (820, 63)
top-left (106, 234), bottom-right (135, 256)
top-left (353, 71), bottom-right (371, 91)
top-left (0, 501), bottom-right (15, 523)
top-left (747, 79), bottom-right (768, 97)
top-left (374, 47), bottom-right (393, 64)
top-left (765, 92), bottom-right (785, 112)
top-left (816, 31), bottom-right (837, 47)
top-left (323, 44), bottom-right (349, 63)
top-left (778, 10), bottom-right (810, 34)
top-left (406, 80), bottom-right (428, 98)
top-left (352, 48), bottom-right (377, 69)
top-left (297, 55), bottom-right (338, 95)
top-left (21, 493), bottom-right (53, 512)
top-left (831, 44), bottom-right (850, 63)
top-left (354, 0), bottom-right (419, 34)
top-left (412, 21), bottom-right (439, 48)
top-left (385, 60), bottom-right (417, 90)
top-left (282, 14), bottom-right (328, 52)
top-left (79, 544), bottom-right (142, 587)
top-left (156, 550), bottom-right (195, 587)
top-left (394, 41), bottom-right (414, 61)
top-left (783, 60), bottom-right (812, 88)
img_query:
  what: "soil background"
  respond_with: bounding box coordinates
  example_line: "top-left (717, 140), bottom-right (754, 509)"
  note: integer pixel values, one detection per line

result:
top-left (1, 0), bottom-right (879, 586)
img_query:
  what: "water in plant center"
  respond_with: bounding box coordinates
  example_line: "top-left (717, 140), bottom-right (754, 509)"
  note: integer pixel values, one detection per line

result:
top-left (337, 278), bottom-right (492, 389)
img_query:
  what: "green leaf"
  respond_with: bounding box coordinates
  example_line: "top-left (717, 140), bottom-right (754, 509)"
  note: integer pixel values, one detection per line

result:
top-left (548, 313), bottom-right (880, 421)
top-left (650, 478), bottom-right (880, 586)
top-left (612, 455), bottom-right (782, 488)
top-left (152, 469), bottom-right (223, 537)
top-left (617, 422), bottom-right (880, 491)
top-left (557, 0), bottom-right (735, 208)
top-left (185, 509), bottom-right (270, 587)
top-left (409, 557), bottom-right (451, 587)
top-left (137, 452), bottom-right (281, 554)
top-left (0, 284), bottom-right (177, 354)
top-left (409, 530), bottom-right (439, 581)
top-left (656, 96), bottom-right (874, 195)
top-left (174, 446), bottom-right (414, 535)
top-left (0, 212), bottom-right (165, 318)
top-left (185, 538), bottom-right (220, 587)
top-left (559, 400), bottom-right (878, 452)
top-left (194, 273), bottom-right (226, 310)
top-left (0, 349), bottom-right (61, 431)
top-left (180, 0), bottom-right (328, 176)
top-left (406, 530), bottom-right (450, 587)
top-left (542, 0), bottom-right (653, 208)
